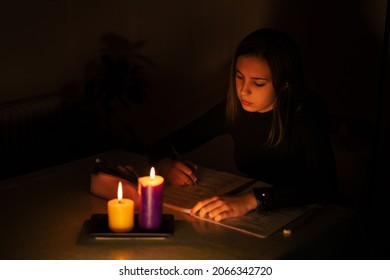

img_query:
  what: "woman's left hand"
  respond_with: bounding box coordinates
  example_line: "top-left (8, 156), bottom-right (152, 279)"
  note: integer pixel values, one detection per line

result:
top-left (189, 192), bottom-right (257, 222)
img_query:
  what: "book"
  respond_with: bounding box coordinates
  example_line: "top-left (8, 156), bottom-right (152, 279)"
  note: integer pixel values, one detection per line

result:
top-left (193, 201), bottom-right (317, 239)
top-left (163, 166), bottom-right (316, 238)
top-left (163, 166), bottom-right (261, 213)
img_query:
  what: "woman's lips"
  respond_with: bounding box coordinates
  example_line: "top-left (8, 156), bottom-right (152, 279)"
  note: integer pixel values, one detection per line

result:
top-left (240, 99), bottom-right (252, 106)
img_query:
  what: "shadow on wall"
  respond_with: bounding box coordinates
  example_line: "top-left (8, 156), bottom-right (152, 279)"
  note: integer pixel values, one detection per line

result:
top-left (0, 33), bottom-right (153, 181)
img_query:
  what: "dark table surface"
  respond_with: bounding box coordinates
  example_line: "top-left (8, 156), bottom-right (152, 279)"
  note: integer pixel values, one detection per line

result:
top-left (0, 149), bottom-right (355, 260)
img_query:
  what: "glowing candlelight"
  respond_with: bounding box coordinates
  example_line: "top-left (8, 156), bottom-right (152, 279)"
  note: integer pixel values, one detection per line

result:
top-left (118, 181), bottom-right (123, 201)
top-left (107, 181), bottom-right (134, 232)
top-left (138, 167), bottom-right (164, 230)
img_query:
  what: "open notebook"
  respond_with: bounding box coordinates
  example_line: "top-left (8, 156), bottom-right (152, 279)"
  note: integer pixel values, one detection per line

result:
top-left (163, 166), bottom-right (316, 238)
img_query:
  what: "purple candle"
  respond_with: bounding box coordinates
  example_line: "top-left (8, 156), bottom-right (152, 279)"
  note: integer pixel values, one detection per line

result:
top-left (138, 167), bottom-right (164, 230)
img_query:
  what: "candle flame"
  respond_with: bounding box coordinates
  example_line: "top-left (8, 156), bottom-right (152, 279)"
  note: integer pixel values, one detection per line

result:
top-left (150, 167), bottom-right (155, 179)
top-left (117, 181), bottom-right (123, 201)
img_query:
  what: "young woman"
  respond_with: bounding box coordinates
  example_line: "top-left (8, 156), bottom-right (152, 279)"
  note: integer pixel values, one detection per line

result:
top-left (149, 28), bottom-right (338, 222)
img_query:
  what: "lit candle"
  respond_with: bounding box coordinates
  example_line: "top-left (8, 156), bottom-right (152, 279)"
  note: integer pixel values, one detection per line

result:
top-left (107, 181), bottom-right (134, 232)
top-left (138, 167), bottom-right (164, 230)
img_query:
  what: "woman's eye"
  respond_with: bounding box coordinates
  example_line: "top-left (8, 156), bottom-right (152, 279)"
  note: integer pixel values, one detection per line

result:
top-left (236, 75), bottom-right (243, 80)
top-left (254, 82), bottom-right (265, 87)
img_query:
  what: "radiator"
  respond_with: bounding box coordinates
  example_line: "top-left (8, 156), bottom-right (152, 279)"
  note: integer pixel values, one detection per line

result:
top-left (0, 94), bottom-right (66, 179)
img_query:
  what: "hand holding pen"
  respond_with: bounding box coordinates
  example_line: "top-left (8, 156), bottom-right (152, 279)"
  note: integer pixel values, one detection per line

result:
top-left (169, 145), bottom-right (198, 186)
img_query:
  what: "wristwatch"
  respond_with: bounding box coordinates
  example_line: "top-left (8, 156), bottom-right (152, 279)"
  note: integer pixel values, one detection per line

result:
top-left (252, 187), bottom-right (272, 211)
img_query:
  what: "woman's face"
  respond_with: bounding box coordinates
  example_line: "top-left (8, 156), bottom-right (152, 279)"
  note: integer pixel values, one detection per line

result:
top-left (235, 55), bottom-right (275, 113)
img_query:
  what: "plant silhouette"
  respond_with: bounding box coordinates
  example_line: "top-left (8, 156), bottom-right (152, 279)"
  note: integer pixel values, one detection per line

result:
top-left (82, 32), bottom-right (151, 152)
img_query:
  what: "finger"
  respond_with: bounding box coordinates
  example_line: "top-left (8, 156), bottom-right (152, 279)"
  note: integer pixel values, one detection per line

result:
top-left (183, 173), bottom-right (197, 186)
top-left (207, 202), bottom-right (230, 219)
top-left (170, 169), bottom-right (191, 186)
top-left (174, 161), bottom-right (193, 174)
top-left (165, 161), bottom-right (190, 185)
top-left (190, 196), bottom-right (220, 216)
top-left (214, 212), bottom-right (226, 222)
top-left (174, 161), bottom-right (197, 185)
top-left (184, 161), bottom-right (198, 181)
top-left (176, 170), bottom-right (195, 186)
top-left (196, 198), bottom-right (224, 218)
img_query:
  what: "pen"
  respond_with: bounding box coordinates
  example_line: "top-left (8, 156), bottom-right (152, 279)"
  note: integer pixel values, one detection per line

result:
top-left (169, 144), bottom-right (198, 185)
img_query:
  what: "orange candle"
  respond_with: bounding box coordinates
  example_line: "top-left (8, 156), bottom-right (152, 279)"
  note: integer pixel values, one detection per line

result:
top-left (107, 181), bottom-right (134, 232)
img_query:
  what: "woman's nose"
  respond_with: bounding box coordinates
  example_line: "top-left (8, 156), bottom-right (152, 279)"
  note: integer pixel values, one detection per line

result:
top-left (240, 81), bottom-right (251, 95)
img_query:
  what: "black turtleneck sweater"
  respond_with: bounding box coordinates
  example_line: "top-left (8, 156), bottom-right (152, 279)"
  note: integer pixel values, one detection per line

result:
top-left (149, 98), bottom-right (338, 210)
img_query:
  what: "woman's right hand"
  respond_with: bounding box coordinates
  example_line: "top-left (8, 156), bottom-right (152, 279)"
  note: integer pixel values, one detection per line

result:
top-left (157, 158), bottom-right (198, 186)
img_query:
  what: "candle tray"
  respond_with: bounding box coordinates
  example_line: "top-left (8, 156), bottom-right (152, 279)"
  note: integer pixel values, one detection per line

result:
top-left (85, 213), bottom-right (174, 239)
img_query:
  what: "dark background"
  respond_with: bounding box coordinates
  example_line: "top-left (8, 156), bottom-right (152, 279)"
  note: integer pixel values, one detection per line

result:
top-left (0, 0), bottom-right (389, 259)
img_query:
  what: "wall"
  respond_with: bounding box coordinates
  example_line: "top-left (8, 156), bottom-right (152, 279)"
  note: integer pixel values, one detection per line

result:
top-left (1, 0), bottom-right (387, 143)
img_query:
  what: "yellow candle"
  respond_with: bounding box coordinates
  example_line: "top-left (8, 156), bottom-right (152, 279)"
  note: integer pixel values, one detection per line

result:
top-left (107, 181), bottom-right (134, 232)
